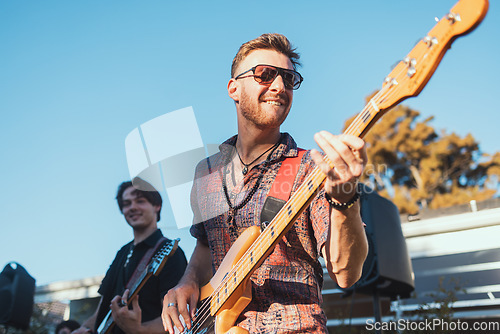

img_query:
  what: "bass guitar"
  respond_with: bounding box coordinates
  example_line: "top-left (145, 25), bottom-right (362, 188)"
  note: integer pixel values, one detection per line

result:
top-left (189, 0), bottom-right (489, 333)
top-left (97, 238), bottom-right (179, 334)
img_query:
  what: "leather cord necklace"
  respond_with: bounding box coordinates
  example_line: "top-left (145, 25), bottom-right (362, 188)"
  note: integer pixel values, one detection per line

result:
top-left (222, 139), bottom-right (280, 237)
top-left (236, 141), bottom-right (279, 175)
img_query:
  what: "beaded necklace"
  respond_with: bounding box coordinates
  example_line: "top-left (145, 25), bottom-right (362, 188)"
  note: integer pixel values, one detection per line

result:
top-left (221, 139), bottom-right (280, 235)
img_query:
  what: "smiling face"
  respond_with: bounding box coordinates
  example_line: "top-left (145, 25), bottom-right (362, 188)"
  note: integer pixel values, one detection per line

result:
top-left (229, 49), bottom-right (294, 131)
top-left (120, 186), bottom-right (160, 232)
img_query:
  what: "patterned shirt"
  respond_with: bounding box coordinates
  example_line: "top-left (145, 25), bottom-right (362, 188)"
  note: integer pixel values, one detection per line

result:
top-left (190, 133), bottom-right (330, 333)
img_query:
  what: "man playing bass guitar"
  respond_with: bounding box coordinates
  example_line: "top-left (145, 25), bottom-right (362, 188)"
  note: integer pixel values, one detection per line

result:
top-left (162, 33), bottom-right (368, 334)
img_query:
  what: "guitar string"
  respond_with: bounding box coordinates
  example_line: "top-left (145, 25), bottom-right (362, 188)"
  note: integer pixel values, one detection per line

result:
top-left (190, 297), bottom-right (213, 333)
top-left (189, 23), bottom-right (446, 332)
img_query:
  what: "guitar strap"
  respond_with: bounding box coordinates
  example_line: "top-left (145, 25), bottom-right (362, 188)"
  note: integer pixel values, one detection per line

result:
top-left (125, 236), bottom-right (167, 289)
top-left (260, 149), bottom-right (306, 225)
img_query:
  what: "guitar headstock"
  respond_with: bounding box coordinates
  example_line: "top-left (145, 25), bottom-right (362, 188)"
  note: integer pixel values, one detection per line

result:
top-left (149, 238), bottom-right (179, 276)
top-left (345, 0), bottom-right (489, 139)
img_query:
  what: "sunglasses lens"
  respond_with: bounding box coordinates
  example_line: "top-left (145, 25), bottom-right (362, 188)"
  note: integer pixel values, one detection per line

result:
top-left (254, 66), bottom-right (278, 83)
top-left (282, 71), bottom-right (299, 89)
top-left (253, 65), bottom-right (302, 89)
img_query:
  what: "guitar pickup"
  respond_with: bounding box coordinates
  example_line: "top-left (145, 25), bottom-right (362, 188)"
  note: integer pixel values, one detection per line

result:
top-left (260, 196), bottom-right (286, 230)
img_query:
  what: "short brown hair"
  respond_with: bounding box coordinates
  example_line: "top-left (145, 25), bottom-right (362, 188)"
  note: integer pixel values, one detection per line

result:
top-left (231, 33), bottom-right (301, 78)
top-left (116, 178), bottom-right (163, 222)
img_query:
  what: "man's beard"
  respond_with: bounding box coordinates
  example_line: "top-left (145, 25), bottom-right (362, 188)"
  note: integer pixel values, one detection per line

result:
top-left (238, 88), bottom-right (291, 130)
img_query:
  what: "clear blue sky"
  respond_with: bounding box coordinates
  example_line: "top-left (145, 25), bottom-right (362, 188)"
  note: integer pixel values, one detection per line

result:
top-left (1, 0), bottom-right (498, 286)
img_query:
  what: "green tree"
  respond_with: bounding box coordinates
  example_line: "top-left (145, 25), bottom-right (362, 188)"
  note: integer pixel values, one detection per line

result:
top-left (345, 95), bottom-right (500, 214)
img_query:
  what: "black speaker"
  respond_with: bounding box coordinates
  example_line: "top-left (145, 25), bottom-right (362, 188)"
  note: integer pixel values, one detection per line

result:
top-left (0, 262), bottom-right (36, 330)
top-left (342, 186), bottom-right (415, 299)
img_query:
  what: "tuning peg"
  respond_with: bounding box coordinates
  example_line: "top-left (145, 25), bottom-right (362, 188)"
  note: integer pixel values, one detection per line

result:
top-left (447, 12), bottom-right (461, 23)
top-left (423, 36), bottom-right (438, 47)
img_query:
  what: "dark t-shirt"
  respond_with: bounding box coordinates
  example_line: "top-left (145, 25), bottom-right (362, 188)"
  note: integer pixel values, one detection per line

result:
top-left (95, 229), bottom-right (187, 333)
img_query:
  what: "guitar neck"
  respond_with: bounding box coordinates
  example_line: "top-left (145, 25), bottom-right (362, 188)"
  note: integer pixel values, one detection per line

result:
top-left (97, 270), bottom-right (153, 334)
top-left (208, 0), bottom-right (489, 317)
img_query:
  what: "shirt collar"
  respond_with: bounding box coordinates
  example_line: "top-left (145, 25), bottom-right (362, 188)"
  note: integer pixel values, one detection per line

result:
top-left (218, 132), bottom-right (300, 163)
top-left (135, 229), bottom-right (163, 248)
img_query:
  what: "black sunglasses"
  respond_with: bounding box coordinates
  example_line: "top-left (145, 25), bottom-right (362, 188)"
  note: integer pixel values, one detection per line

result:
top-left (234, 64), bottom-right (303, 90)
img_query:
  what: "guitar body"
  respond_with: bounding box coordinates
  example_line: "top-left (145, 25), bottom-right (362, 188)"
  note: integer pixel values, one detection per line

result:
top-left (198, 225), bottom-right (261, 334)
